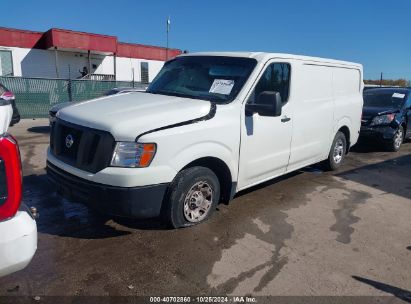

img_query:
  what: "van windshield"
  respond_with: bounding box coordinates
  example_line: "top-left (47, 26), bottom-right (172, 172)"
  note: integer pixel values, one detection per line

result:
top-left (147, 56), bottom-right (257, 103)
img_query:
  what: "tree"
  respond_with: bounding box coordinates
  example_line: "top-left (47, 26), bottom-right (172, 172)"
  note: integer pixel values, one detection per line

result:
top-left (364, 79), bottom-right (408, 87)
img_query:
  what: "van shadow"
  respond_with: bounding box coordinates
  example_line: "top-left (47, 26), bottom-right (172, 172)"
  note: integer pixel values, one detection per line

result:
top-left (27, 126), bottom-right (50, 134)
top-left (233, 165), bottom-right (324, 199)
top-left (337, 154), bottom-right (411, 200)
top-left (350, 142), bottom-right (389, 153)
top-left (35, 164), bottom-right (325, 238)
top-left (233, 170), bottom-right (303, 199)
top-left (23, 173), bottom-right (136, 239)
top-left (352, 276), bottom-right (411, 303)
top-left (34, 171), bottom-right (308, 238)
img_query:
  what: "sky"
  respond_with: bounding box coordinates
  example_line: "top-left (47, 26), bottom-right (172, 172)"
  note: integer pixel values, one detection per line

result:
top-left (2, 0), bottom-right (410, 80)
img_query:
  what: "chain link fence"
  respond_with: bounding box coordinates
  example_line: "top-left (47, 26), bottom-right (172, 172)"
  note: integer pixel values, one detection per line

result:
top-left (0, 76), bottom-right (147, 118)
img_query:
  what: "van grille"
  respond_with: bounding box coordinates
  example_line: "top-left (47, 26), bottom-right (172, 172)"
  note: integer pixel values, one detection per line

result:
top-left (50, 119), bottom-right (116, 173)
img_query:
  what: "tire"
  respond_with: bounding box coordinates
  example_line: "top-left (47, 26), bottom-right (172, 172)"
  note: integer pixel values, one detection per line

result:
top-left (387, 125), bottom-right (404, 152)
top-left (163, 166), bottom-right (220, 228)
top-left (323, 131), bottom-right (347, 171)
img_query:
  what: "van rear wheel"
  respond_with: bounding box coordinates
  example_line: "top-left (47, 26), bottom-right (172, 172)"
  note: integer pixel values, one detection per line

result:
top-left (323, 131), bottom-right (347, 171)
top-left (163, 166), bottom-right (220, 228)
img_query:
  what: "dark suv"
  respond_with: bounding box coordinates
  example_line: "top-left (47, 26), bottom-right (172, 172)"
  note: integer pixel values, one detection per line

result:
top-left (360, 88), bottom-right (411, 151)
top-left (0, 83), bottom-right (20, 126)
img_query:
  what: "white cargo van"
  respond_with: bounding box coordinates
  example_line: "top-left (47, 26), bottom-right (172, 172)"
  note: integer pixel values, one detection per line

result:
top-left (0, 97), bottom-right (37, 276)
top-left (47, 52), bottom-right (363, 228)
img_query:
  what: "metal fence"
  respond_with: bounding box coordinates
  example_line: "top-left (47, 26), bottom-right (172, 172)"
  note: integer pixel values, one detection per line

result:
top-left (0, 76), bottom-right (146, 118)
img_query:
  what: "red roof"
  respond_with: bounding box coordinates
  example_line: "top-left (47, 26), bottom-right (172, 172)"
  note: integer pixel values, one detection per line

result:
top-left (44, 28), bottom-right (118, 53)
top-left (0, 27), bottom-right (181, 60)
top-left (0, 27), bottom-right (44, 49)
top-left (117, 42), bottom-right (181, 61)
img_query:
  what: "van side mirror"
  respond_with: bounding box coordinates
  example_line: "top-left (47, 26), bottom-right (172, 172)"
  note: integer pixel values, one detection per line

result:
top-left (245, 91), bottom-right (282, 117)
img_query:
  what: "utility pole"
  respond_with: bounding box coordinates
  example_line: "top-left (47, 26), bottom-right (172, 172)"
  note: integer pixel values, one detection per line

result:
top-left (166, 16), bottom-right (171, 60)
top-left (380, 72), bottom-right (383, 87)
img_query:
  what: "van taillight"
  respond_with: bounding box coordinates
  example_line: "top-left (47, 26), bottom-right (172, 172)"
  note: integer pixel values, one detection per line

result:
top-left (0, 134), bottom-right (22, 220)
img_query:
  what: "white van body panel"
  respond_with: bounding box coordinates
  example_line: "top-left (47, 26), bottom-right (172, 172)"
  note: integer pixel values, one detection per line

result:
top-left (48, 52), bottom-right (363, 213)
top-left (143, 102), bottom-right (241, 181)
top-left (0, 103), bottom-right (12, 134)
top-left (286, 62), bottom-right (334, 172)
top-left (285, 62), bottom-right (363, 173)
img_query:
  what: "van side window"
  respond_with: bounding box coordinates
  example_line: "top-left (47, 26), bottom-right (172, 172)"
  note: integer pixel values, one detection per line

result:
top-left (251, 63), bottom-right (291, 104)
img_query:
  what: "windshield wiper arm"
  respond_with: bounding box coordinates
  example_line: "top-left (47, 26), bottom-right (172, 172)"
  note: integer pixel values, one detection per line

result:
top-left (153, 90), bottom-right (194, 99)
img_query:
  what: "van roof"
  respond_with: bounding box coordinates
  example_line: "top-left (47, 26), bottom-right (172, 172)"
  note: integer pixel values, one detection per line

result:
top-left (179, 52), bottom-right (362, 69)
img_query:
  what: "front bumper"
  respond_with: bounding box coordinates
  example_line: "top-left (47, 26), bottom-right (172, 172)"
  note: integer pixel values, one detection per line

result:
top-left (359, 125), bottom-right (397, 144)
top-left (47, 148), bottom-right (176, 187)
top-left (47, 161), bottom-right (168, 219)
top-left (0, 206), bottom-right (37, 278)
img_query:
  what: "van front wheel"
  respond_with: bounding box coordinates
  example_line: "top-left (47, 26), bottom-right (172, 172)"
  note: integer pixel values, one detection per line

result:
top-left (323, 131), bottom-right (347, 171)
top-left (163, 166), bottom-right (220, 228)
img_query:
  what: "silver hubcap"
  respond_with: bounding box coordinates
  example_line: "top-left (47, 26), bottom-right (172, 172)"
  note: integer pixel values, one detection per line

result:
top-left (394, 129), bottom-right (403, 149)
top-left (333, 138), bottom-right (344, 164)
top-left (183, 181), bottom-right (213, 223)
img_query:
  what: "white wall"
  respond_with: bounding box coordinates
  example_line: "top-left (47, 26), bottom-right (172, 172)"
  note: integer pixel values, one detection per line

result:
top-left (115, 56), bottom-right (164, 82)
top-left (9, 47), bottom-right (56, 78)
top-left (148, 60), bottom-right (164, 82)
top-left (1, 46), bottom-right (164, 81)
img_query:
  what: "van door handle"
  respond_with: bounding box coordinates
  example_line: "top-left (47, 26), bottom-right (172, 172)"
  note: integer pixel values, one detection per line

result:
top-left (281, 116), bottom-right (291, 123)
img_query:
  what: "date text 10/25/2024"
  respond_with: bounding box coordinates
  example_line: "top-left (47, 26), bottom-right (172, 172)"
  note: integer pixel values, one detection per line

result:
top-left (149, 296), bottom-right (257, 303)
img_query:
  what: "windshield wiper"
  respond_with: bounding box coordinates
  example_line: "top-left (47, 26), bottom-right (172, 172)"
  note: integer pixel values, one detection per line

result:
top-left (151, 90), bottom-right (197, 99)
top-left (198, 93), bottom-right (227, 103)
top-left (147, 90), bottom-right (182, 97)
top-left (147, 89), bottom-right (223, 103)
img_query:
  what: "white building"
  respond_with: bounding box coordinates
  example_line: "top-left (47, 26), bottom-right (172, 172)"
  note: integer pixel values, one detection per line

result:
top-left (0, 27), bottom-right (181, 82)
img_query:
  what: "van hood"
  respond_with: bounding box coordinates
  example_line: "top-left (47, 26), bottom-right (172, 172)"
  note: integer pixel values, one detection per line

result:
top-left (57, 92), bottom-right (212, 141)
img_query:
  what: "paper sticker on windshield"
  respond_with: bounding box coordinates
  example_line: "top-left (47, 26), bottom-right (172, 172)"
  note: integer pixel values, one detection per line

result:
top-left (392, 93), bottom-right (405, 99)
top-left (209, 79), bottom-right (234, 95)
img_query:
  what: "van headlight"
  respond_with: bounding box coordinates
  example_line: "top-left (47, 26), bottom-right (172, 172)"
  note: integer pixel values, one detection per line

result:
top-left (110, 142), bottom-right (156, 168)
top-left (370, 113), bottom-right (395, 126)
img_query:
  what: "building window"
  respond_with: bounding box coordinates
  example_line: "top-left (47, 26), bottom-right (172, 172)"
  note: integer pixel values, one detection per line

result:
top-left (141, 62), bottom-right (149, 83)
top-left (0, 50), bottom-right (14, 76)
